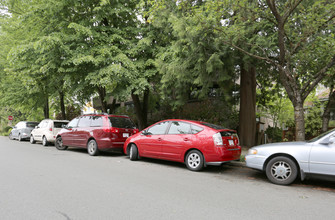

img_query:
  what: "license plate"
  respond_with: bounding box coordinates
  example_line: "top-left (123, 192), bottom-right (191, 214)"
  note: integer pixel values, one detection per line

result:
top-left (123, 133), bottom-right (129, 138)
top-left (228, 139), bottom-right (234, 146)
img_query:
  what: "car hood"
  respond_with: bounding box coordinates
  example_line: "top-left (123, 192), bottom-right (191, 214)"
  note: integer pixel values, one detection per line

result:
top-left (253, 141), bottom-right (308, 149)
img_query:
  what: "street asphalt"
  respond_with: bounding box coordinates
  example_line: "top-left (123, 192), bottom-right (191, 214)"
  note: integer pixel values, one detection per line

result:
top-left (0, 136), bottom-right (335, 220)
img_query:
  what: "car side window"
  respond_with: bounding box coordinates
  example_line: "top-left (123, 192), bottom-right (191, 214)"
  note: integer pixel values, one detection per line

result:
top-left (191, 125), bottom-right (204, 134)
top-left (167, 122), bottom-right (191, 134)
top-left (77, 116), bottom-right (91, 128)
top-left (41, 121), bottom-right (48, 128)
top-left (17, 122), bottom-right (24, 129)
top-left (68, 118), bottom-right (79, 128)
top-left (90, 116), bottom-right (103, 127)
top-left (146, 121), bottom-right (170, 135)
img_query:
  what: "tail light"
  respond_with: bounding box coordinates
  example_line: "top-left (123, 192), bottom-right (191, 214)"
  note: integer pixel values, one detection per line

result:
top-left (213, 132), bottom-right (223, 146)
top-left (49, 128), bottom-right (52, 131)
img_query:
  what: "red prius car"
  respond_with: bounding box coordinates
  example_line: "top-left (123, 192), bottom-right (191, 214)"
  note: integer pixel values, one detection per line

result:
top-left (124, 119), bottom-right (241, 171)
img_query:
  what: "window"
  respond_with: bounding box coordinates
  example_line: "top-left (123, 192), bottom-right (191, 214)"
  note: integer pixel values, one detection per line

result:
top-left (109, 117), bottom-right (135, 129)
top-left (27, 122), bottom-right (38, 128)
top-left (201, 122), bottom-right (226, 130)
top-left (90, 116), bottom-right (103, 127)
top-left (146, 121), bottom-right (169, 135)
top-left (54, 122), bottom-right (68, 128)
top-left (68, 118), bottom-right (79, 128)
top-left (78, 116), bottom-right (91, 128)
top-left (41, 121), bottom-right (49, 128)
top-left (16, 122), bottom-right (24, 129)
top-left (191, 125), bottom-right (204, 134)
top-left (168, 122), bottom-right (191, 134)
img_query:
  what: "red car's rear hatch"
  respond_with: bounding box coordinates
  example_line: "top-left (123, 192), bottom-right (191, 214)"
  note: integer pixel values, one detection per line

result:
top-left (218, 129), bottom-right (239, 148)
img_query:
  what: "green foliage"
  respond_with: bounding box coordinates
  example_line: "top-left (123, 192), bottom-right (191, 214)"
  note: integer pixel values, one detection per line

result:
top-left (304, 94), bottom-right (323, 139)
top-left (265, 127), bottom-right (283, 143)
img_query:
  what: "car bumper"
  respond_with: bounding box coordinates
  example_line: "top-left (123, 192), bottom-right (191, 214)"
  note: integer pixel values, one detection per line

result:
top-left (205, 147), bottom-right (241, 164)
top-left (245, 154), bottom-right (267, 170)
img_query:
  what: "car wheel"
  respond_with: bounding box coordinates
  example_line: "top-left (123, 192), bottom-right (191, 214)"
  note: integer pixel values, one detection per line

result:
top-left (9, 133), bottom-right (13, 140)
top-left (30, 135), bottom-right (36, 144)
top-left (185, 150), bottom-right (204, 171)
top-left (18, 134), bottom-right (22, 142)
top-left (55, 136), bottom-right (67, 150)
top-left (129, 144), bottom-right (138, 161)
top-left (265, 156), bottom-right (298, 185)
top-left (42, 136), bottom-right (48, 146)
top-left (87, 139), bottom-right (99, 156)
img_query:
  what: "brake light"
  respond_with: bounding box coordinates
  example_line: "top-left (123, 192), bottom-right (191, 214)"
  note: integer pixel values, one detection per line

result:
top-left (213, 132), bottom-right (223, 146)
top-left (49, 128), bottom-right (52, 131)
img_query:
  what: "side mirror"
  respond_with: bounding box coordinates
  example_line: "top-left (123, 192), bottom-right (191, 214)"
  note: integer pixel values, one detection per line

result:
top-left (35, 126), bottom-right (39, 129)
top-left (142, 130), bottom-right (149, 135)
top-left (62, 124), bottom-right (67, 129)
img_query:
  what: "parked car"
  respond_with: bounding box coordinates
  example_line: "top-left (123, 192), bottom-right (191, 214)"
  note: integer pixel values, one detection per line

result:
top-left (9, 121), bottom-right (39, 141)
top-left (30, 119), bottom-right (69, 146)
top-left (55, 114), bottom-right (138, 156)
top-left (123, 119), bottom-right (241, 171)
top-left (245, 129), bottom-right (335, 185)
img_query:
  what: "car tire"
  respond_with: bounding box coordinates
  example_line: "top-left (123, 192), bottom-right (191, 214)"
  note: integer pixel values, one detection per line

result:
top-left (87, 139), bottom-right (99, 156)
top-left (42, 136), bottom-right (48, 146)
top-left (30, 135), bottom-right (36, 144)
top-left (185, 150), bottom-right (204, 171)
top-left (18, 134), bottom-right (22, 142)
top-left (129, 144), bottom-right (138, 161)
top-left (265, 156), bottom-right (298, 185)
top-left (55, 136), bottom-right (67, 150)
top-left (9, 133), bottom-right (13, 140)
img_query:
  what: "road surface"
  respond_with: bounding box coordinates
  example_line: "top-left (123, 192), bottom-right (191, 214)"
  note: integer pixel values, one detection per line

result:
top-left (0, 136), bottom-right (334, 219)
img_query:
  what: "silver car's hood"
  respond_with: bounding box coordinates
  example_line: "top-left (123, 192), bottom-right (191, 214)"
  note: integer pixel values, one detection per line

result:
top-left (253, 141), bottom-right (308, 149)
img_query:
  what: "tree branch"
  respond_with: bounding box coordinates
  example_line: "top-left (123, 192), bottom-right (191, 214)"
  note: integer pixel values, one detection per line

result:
top-left (283, 0), bottom-right (303, 23)
top-left (302, 55), bottom-right (335, 100)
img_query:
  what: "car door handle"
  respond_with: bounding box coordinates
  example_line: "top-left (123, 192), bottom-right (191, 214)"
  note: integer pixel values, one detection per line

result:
top-left (158, 138), bottom-right (162, 141)
top-left (184, 138), bottom-right (190, 141)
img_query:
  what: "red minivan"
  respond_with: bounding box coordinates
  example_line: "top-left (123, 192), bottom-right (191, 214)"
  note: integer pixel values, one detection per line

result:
top-left (55, 114), bottom-right (138, 156)
top-left (124, 119), bottom-right (241, 171)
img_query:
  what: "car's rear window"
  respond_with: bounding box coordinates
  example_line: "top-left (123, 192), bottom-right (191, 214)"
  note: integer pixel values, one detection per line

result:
top-left (27, 122), bottom-right (38, 128)
top-left (220, 131), bottom-right (237, 137)
top-left (109, 117), bottom-right (136, 129)
top-left (54, 122), bottom-right (68, 128)
top-left (201, 122), bottom-right (226, 130)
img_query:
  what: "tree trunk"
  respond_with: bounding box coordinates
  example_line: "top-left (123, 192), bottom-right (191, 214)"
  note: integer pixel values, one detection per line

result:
top-left (131, 89), bottom-right (149, 130)
top-left (293, 101), bottom-right (305, 141)
top-left (239, 65), bottom-right (256, 148)
top-left (44, 96), bottom-right (49, 119)
top-left (322, 88), bottom-right (335, 133)
top-left (59, 90), bottom-right (66, 119)
top-left (97, 86), bottom-right (107, 113)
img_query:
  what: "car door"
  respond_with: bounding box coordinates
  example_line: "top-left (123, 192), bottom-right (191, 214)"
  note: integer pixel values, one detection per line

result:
top-left (161, 121), bottom-right (194, 161)
top-left (309, 135), bottom-right (335, 175)
top-left (76, 116), bottom-right (92, 147)
top-left (62, 117), bottom-right (80, 146)
top-left (137, 121), bottom-right (170, 158)
top-left (34, 120), bottom-right (47, 141)
top-left (12, 122), bottom-right (21, 138)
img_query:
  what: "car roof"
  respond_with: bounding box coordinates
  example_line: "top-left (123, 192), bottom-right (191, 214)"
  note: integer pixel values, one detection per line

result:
top-left (82, 114), bottom-right (130, 118)
top-left (158, 119), bottom-right (235, 131)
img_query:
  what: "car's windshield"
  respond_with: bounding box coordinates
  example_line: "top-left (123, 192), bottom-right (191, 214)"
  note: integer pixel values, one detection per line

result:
top-left (307, 128), bottom-right (335, 142)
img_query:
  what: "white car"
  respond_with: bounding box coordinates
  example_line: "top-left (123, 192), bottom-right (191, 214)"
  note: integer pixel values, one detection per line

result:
top-left (30, 119), bottom-right (69, 146)
top-left (245, 129), bottom-right (335, 185)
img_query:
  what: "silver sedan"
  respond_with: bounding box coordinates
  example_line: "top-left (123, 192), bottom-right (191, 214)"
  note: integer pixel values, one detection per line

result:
top-left (245, 129), bottom-right (335, 185)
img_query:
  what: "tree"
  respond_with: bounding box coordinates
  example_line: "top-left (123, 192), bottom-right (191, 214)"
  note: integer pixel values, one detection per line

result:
top-left (221, 0), bottom-right (335, 141)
